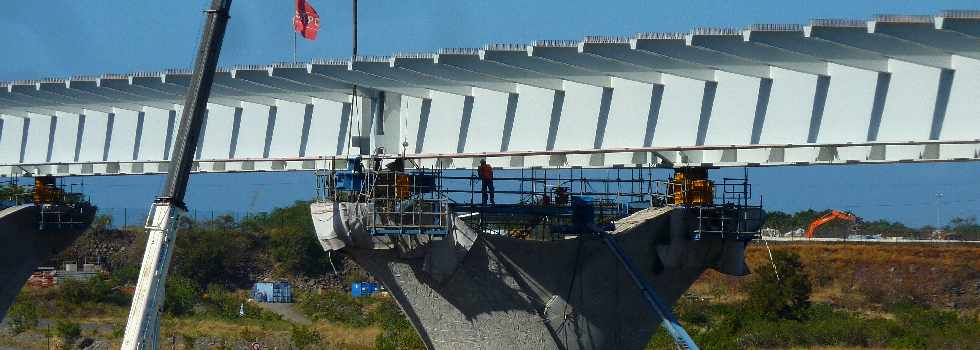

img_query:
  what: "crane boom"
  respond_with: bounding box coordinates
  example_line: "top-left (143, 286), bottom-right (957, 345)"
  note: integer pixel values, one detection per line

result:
top-left (121, 1), bottom-right (233, 348)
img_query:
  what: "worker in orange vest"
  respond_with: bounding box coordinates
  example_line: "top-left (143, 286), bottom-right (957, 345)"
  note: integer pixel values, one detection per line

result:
top-left (478, 159), bottom-right (495, 205)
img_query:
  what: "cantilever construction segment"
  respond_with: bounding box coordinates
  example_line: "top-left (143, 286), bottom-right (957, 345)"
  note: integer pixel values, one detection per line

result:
top-left (314, 199), bottom-right (758, 349)
top-left (3, 11), bottom-right (980, 176)
top-left (0, 204), bottom-right (94, 321)
top-left (310, 162), bottom-right (762, 349)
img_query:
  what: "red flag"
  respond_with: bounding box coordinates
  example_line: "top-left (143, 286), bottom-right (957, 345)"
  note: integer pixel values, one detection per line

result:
top-left (294, 0), bottom-right (320, 40)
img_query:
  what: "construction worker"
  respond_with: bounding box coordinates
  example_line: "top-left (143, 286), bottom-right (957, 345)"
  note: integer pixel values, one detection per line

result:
top-left (478, 159), bottom-right (495, 205)
top-left (554, 186), bottom-right (569, 206)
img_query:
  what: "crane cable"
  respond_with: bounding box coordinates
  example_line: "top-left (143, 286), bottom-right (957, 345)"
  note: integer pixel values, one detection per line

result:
top-left (555, 234), bottom-right (587, 347)
top-left (762, 235), bottom-right (781, 282)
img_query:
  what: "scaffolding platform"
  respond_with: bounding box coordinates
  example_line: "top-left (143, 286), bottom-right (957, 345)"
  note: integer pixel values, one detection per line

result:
top-left (314, 158), bottom-right (763, 241)
top-left (1, 176), bottom-right (93, 230)
top-left (314, 159), bottom-right (451, 237)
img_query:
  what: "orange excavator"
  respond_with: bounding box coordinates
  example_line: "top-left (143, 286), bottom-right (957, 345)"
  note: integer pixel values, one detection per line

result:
top-left (805, 210), bottom-right (859, 239)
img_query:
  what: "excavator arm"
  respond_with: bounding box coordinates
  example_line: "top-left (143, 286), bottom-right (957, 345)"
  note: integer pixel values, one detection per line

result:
top-left (805, 210), bottom-right (858, 239)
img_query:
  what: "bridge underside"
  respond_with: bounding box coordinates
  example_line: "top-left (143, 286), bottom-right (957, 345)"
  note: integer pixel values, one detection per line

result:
top-left (3, 11), bottom-right (980, 176)
top-left (330, 205), bottom-right (752, 350)
top-left (0, 205), bottom-right (94, 321)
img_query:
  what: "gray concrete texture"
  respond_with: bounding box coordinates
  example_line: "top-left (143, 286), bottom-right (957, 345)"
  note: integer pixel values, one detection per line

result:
top-left (349, 207), bottom-right (754, 350)
top-left (0, 205), bottom-right (94, 321)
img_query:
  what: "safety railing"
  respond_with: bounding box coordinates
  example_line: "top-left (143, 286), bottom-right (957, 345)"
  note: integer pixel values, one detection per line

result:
top-left (442, 166), bottom-right (660, 239)
top-left (691, 175), bottom-right (763, 241)
top-left (365, 169), bottom-right (450, 236)
top-left (1, 180), bottom-right (93, 230)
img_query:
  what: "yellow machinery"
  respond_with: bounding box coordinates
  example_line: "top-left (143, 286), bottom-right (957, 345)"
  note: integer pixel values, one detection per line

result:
top-left (33, 176), bottom-right (64, 206)
top-left (670, 168), bottom-right (713, 206)
top-left (372, 173), bottom-right (413, 200)
top-left (395, 175), bottom-right (411, 199)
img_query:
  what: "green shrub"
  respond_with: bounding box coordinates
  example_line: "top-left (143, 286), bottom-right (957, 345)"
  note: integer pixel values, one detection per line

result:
top-left (197, 284), bottom-right (279, 321)
top-left (372, 299), bottom-right (425, 350)
top-left (290, 325), bottom-right (321, 349)
top-left (887, 303), bottom-right (980, 349)
top-left (201, 284), bottom-right (241, 319)
top-left (295, 289), bottom-right (425, 349)
top-left (6, 299), bottom-right (39, 334)
top-left (164, 275), bottom-right (199, 316)
top-left (54, 320), bottom-right (81, 349)
top-left (648, 297), bottom-right (980, 350)
top-left (744, 250), bottom-right (811, 320)
top-left (58, 276), bottom-right (123, 305)
top-left (110, 265), bottom-right (140, 286)
top-left (181, 333), bottom-right (198, 349)
top-left (297, 289), bottom-right (372, 327)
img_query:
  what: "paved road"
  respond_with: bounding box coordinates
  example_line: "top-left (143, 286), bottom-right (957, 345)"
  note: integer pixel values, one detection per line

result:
top-left (254, 302), bottom-right (312, 325)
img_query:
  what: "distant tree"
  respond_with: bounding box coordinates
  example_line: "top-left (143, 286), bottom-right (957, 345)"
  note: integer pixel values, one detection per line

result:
top-left (268, 226), bottom-right (334, 276)
top-left (0, 183), bottom-right (30, 199)
top-left (241, 201), bottom-right (316, 233)
top-left (763, 209), bottom-right (826, 232)
top-left (171, 225), bottom-right (254, 289)
top-left (860, 219), bottom-right (915, 238)
top-left (761, 210), bottom-right (792, 231)
top-left (244, 201), bottom-right (334, 277)
top-left (92, 214), bottom-right (113, 231)
top-left (744, 250), bottom-right (812, 320)
top-left (947, 216), bottom-right (980, 241)
top-left (763, 209), bottom-right (932, 238)
top-left (109, 265), bottom-right (140, 287)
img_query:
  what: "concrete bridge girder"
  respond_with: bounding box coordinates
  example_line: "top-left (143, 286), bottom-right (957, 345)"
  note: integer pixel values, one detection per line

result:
top-left (2, 11), bottom-right (980, 175)
top-left (804, 21), bottom-right (978, 161)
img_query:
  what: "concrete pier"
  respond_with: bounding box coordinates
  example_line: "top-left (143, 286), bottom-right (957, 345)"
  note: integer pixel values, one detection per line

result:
top-left (0, 205), bottom-right (94, 321)
top-left (323, 206), bottom-right (756, 349)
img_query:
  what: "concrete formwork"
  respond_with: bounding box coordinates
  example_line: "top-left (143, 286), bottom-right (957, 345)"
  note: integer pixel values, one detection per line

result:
top-left (342, 207), bottom-right (752, 350)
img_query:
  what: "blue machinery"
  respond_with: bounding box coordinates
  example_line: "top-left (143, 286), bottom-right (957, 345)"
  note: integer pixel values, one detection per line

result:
top-left (351, 281), bottom-right (382, 297)
top-left (251, 281), bottom-right (293, 303)
top-left (318, 158), bottom-right (767, 349)
top-left (318, 158), bottom-right (450, 236)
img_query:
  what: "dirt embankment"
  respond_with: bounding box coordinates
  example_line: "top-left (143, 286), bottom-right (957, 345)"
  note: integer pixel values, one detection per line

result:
top-left (692, 242), bottom-right (980, 311)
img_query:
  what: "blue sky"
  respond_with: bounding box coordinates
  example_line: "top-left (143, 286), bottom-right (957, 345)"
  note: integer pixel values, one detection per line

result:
top-left (2, 0), bottom-right (979, 227)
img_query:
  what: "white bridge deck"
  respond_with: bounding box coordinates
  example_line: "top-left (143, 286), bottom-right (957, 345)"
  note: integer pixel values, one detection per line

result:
top-left (3, 11), bottom-right (980, 176)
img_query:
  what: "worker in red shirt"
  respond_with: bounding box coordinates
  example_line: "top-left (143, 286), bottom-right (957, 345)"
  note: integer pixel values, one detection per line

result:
top-left (478, 159), bottom-right (495, 205)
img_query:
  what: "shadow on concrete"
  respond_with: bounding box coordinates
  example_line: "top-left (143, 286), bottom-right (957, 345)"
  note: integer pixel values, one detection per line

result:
top-left (0, 204), bottom-right (95, 321)
top-left (348, 208), bottom-right (756, 349)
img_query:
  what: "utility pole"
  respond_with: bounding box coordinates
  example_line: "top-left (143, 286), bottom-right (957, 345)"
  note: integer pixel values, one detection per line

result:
top-left (936, 192), bottom-right (943, 230)
top-left (121, 1), bottom-right (233, 348)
